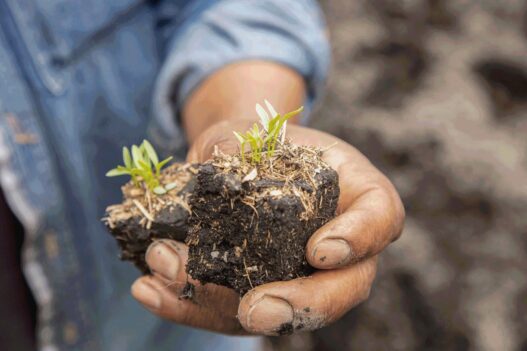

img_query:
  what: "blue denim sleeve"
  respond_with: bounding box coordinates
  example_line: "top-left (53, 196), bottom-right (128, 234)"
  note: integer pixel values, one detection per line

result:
top-left (151, 0), bottom-right (330, 152)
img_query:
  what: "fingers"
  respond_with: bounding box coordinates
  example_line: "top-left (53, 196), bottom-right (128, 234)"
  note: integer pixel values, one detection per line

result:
top-left (145, 239), bottom-right (193, 284)
top-left (135, 239), bottom-right (378, 336)
top-left (238, 256), bottom-right (378, 335)
top-left (132, 239), bottom-right (242, 328)
top-left (307, 158), bottom-right (405, 269)
top-left (132, 276), bottom-right (246, 335)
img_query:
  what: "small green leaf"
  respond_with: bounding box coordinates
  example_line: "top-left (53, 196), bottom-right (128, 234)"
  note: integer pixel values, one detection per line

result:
top-left (164, 182), bottom-right (178, 191)
top-left (267, 116), bottom-right (279, 134)
top-left (139, 143), bottom-right (152, 167)
top-left (153, 186), bottom-right (167, 195)
top-left (281, 106), bottom-right (304, 122)
top-left (240, 140), bottom-right (246, 164)
top-left (251, 123), bottom-right (260, 135)
top-left (233, 131), bottom-right (245, 144)
top-left (155, 156), bottom-right (173, 174)
top-left (264, 100), bottom-right (278, 118)
top-left (138, 159), bottom-right (151, 172)
top-left (131, 145), bottom-right (143, 168)
top-left (142, 140), bottom-right (159, 165)
top-left (129, 168), bottom-right (142, 176)
top-left (106, 168), bottom-right (130, 177)
top-left (122, 147), bottom-right (132, 169)
top-left (256, 103), bottom-right (269, 130)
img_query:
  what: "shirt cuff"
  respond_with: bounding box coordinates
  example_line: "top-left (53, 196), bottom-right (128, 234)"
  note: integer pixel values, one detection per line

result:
top-left (151, 0), bottom-right (330, 154)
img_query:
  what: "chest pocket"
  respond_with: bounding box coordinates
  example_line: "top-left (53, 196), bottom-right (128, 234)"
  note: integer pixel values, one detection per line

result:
top-left (5, 0), bottom-right (145, 95)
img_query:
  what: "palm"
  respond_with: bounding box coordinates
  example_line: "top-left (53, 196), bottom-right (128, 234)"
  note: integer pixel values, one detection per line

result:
top-left (132, 120), bottom-right (405, 336)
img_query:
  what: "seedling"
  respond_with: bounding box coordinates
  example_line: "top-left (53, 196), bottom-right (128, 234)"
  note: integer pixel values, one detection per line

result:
top-left (106, 140), bottom-right (173, 195)
top-left (233, 100), bottom-right (303, 164)
top-left (103, 100), bottom-right (339, 294)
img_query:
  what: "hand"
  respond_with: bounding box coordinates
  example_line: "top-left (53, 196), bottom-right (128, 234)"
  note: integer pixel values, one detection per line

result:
top-left (131, 120), bottom-right (405, 335)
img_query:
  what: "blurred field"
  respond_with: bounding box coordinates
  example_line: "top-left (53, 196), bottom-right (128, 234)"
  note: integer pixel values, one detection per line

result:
top-left (269, 1), bottom-right (527, 350)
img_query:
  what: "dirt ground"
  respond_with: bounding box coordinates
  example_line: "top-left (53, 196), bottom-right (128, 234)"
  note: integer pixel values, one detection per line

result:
top-left (268, 1), bottom-right (527, 350)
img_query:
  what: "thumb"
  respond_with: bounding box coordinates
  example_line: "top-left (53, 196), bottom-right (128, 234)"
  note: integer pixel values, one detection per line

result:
top-left (186, 120), bottom-right (251, 163)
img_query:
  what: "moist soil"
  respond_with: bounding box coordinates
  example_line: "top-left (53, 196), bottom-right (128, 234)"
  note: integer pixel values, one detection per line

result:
top-left (186, 143), bottom-right (339, 295)
top-left (103, 163), bottom-right (196, 273)
top-left (103, 143), bottom-right (339, 295)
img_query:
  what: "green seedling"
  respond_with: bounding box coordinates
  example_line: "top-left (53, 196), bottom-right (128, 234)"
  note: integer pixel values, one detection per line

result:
top-left (233, 100), bottom-right (303, 164)
top-left (233, 123), bottom-right (265, 164)
top-left (106, 140), bottom-right (173, 194)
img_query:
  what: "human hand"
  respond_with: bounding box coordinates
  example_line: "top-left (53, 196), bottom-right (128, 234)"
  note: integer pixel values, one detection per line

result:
top-left (131, 120), bottom-right (405, 335)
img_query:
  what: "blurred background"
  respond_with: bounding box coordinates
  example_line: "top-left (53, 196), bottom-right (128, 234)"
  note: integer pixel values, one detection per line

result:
top-left (269, 1), bottom-right (527, 350)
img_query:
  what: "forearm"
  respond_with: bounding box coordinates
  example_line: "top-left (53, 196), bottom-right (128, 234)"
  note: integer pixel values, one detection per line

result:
top-left (182, 61), bottom-right (306, 144)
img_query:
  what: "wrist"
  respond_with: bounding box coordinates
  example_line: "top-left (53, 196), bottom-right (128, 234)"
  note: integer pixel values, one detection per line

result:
top-left (181, 61), bottom-right (306, 145)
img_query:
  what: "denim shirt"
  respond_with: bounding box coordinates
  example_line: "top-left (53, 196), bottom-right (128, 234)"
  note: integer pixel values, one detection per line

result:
top-left (0, 1), bottom-right (329, 350)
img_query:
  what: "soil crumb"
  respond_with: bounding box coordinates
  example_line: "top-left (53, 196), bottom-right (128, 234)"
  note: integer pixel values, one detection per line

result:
top-left (186, 142), bottom-right (339, 294)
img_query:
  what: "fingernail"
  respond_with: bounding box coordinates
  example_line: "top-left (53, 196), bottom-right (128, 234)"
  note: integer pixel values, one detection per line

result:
top-left (246, 296), bottom-right (294, 334)
top-left (145, 242), bottom-right (180, 281)
top-left (312, 238), bottom-right (352, 268)
top-left (132, 281), bottom-right (162, 310)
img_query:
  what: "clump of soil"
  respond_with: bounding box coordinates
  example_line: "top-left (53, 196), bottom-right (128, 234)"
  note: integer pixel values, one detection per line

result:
top-left (186, 142), bottom-right (339, 295)
top-left (103, 163), bottom-right (196, 273)
top-left (103, 143), bottom-right (339, 295)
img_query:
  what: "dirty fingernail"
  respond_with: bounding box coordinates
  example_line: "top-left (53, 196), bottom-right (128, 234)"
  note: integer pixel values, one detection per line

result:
top-left (132, 281), bottom-right (162, 310)
top-left (145, 242), bottom-right (180, 281)
top-left (312, 238), bottom-right (352, 268)
top-left (246, 296), bottom-right (294, 334)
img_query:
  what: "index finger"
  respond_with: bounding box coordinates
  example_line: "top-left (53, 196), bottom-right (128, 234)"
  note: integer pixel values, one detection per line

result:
top-left (238, 256), bottom-right (378, 335)
top-left (306, 146), bottom-right (405, 269)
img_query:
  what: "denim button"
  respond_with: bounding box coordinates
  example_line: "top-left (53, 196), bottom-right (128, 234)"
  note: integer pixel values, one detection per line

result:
top-left (44, 231), bottom-right (60, 259)
top-left (63, 321), bottom-right (78, 345)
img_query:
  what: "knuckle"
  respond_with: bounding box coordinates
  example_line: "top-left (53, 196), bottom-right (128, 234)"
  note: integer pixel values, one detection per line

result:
top-left (175, 302), bottom-right (198, 325)
top-left (359, 259), bottom-right (378, 286)
top-left (320, 293), bottom-right (336, 322)
top-left (356, 264), bottom-right (376, 303)
top-left (392, 226), bottom-right (404, 242)
top-left (394, 195), bottom-right (406, 225)
top-left (391, 198), bottom-right (405, 242)
top-left (377, 178), bottom-right (405, 243)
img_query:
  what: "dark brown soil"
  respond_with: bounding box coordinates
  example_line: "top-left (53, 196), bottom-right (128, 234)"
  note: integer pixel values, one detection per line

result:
top-left (103, 163), bottom-right (196, 273)
top-left (103, 143), bottom-right (339, 295)
top-left (186, 144), bottom-right (339, 295)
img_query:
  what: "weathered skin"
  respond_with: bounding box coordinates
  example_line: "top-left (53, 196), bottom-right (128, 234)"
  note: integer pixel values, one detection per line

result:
top-left (132, 122), bottom-right (403, 336)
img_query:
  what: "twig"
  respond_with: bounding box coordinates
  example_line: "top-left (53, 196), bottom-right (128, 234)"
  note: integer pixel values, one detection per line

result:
top-left (146, 189), bottom-right (152, 213)
top-left (243, 258), bottom-right (254, 289)
top-left (132, 199), bottom-right (154, 222)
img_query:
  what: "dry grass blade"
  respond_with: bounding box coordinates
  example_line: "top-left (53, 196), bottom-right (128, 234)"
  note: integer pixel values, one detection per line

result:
top-left (132, 199), bottom-right (154, 222)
